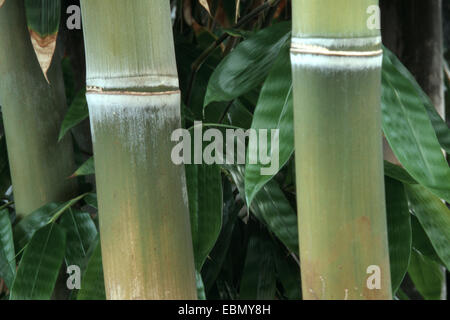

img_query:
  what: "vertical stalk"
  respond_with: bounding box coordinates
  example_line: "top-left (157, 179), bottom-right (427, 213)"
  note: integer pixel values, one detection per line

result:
top-left (81, 0), bottom-right (197, 299)
top-left (0, 0), bottom-right (77, 218)
top-left (291, 0), bottom-right (392, 299)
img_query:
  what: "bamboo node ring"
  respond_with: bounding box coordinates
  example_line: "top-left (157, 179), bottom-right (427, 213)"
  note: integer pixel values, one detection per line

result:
top-left (290, 43), bottom-right (383, 57)
top-left (86, 86), bottom-right (181, 96)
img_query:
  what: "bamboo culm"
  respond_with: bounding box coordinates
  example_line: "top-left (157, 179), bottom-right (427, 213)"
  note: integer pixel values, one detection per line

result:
top-left (81, 0), bottom-right (197, 299)
top-left (0, 0), bottom-right (77, 218)
top-left (291, 0), bottom-right (392, 300)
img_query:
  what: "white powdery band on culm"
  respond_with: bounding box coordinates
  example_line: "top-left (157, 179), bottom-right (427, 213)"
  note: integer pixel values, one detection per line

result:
top-left (85, 74), bottom-right (179, 91)
top-left (86, 90), bottom-right (181, 163)
top-left (290, 36), bottom-right (383, 71)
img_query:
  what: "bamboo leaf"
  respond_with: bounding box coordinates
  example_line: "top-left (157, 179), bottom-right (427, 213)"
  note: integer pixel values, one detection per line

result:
top-left (204, 21), bottom-right (291, 106)
top-left (0, 209), bottom-right (15, 289)
top-left (24, 0), bottom-right (61, 82)
top-left (383, 161), bottom-right (417, 185)
top-left (84, 193), bottom-right (98, 210)
top-left (408, 248), bottom-right (445, 300)
top-left (381, 50), bottom-right (450, 202)
top-left (245, 43), bottom-right (293, 206)
top-left (58, 90), bottom-right (89, 142)
top-left (10, 223), bottom-right (66, 300)
top-left (14, 194), bottom-right (89, 252)
top-left (239, 225), bottom-right (276, 300)
top-left (196, 271), bottom-right (206, 300)
top-left (273, 244), bottom-right (301, 300)
top-left (70, 157), bottom-right (95, 178)
top-left (13, 202), bottom-right (61, 253)
top-left (201, 179), bottom-right (241, 292)
top-left (384, 48), bottom-right (450, 154)
top-left (77, 238), bottom-right (105, 300)
top-left (385, 177), bottom-right (411, 293)
top-left (411, 215), bottom-right (441, 264)
top-left (0, 136), bottom-right (11, 196)
top-left (405, 184), bottom-right (450, 270)
top-left (59, 209), bottom-right (98, 271)
top-left (185, 164), bottom-right (223, 269)
top-left (225, 164), bottom-right (298, 254)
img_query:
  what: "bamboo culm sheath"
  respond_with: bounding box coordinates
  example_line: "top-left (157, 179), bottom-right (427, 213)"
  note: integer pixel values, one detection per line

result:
top-left (291, 0), bottom-right (392, 299)
top-left (81, 0), bottom-right (197, 299)
top-left (0, 0), bottom-right (77, 218)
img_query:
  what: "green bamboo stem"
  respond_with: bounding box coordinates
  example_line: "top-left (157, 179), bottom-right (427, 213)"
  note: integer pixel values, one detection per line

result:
top-left (291, 0), bottom-right (392, 299)
top-left (81, 0), bottom-right (197, 299)
top-left (0, 0), bottom-right (77, 218)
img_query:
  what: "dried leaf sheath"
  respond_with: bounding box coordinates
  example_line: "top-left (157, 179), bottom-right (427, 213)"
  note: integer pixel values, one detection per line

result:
top-left (291, 0), bottom-right (392, 300)
top-left (81, 0), bottom-right (197, 299)
top-left (24, 0), bottom-right (61, 82)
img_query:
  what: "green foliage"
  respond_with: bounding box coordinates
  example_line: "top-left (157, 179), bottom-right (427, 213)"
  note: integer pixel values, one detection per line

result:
top-left (186, 164), bottom-right (223, 270)
top-left (77, 238), bottom-right (106, 300)
top-left (204, 21), bottom-right (291, 106)
top-left (71, 157), bottom-right (95, 178)
top-left (385, 177), bottom-right (411, 293)
top-left (405, 184), bottom-right (450, 270)
top-left (10, 223), bottom-right (66, 300)
top-left (24, 0), bottom-right (61, 37)
top-left (244, 44), bottom-right (293, 206)
top-left (58, 90), bottom-right (89, 142)
top-left (0, 209), bottom-right (15, 289)
top-left (408, 248), bottom-right (445, 300)
top-left (382, 49), bottom-right (450, 202)
top-left (0, 0), bottom-right (448, 301)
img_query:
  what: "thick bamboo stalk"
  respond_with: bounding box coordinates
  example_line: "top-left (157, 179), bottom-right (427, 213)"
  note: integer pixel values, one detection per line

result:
top-left (80, 0), bottom-right (197, 299)
top-left (291, 0), bottom-right (392, 299)
top-left (0, 0), bottom-right (77, 218)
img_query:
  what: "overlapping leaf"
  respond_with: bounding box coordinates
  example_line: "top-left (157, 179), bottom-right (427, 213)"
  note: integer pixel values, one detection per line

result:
top-left (244, 44), bottom-right (293, 206)
top-left (382, 49), bottom-right (450, 202)
top-left (202, 179), bottom-right (241, 293)
top-left (385, 177), bottom-right (411, 293)
top-left (405, 184), bottom-right (450, 271)
top-left (10, 223), bottom-right (66, 300)
top-left (59, 90), bottom-right (89, 141)
top-left (204, 21), bottom-right (291, 106)
top-left (225, 164), bottom-right (298, 254)
top-left (77, 238), bottom-right (105, 300)
top-left (14, 194), bottom-right (89, 252)
top-left (384, 48), bottom-right (450, 154)
top-left (59, 209), bottom-right (97, 271)
top-left (239, 226), bottom-right (276, 300)
top-left (71, 157), bottom-right (95, 178)
top-left (408, 248), bottom-right (445, 300)
top-left (0, 209), bottom-right (15, 289)
top-left (185, 164), bottom-right (223, 269)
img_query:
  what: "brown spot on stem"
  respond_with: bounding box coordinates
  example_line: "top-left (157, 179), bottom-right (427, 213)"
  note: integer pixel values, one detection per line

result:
top-left (29, 29), bottom-right (57, 83)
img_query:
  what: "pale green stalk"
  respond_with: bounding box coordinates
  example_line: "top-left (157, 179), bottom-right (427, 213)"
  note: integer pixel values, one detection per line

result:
top-left (0, 0), bottom-right (77, 218)
top-left (80, 0), bottom-right (196, 299)
top-left (291, 0), bottom-right (392, 299)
